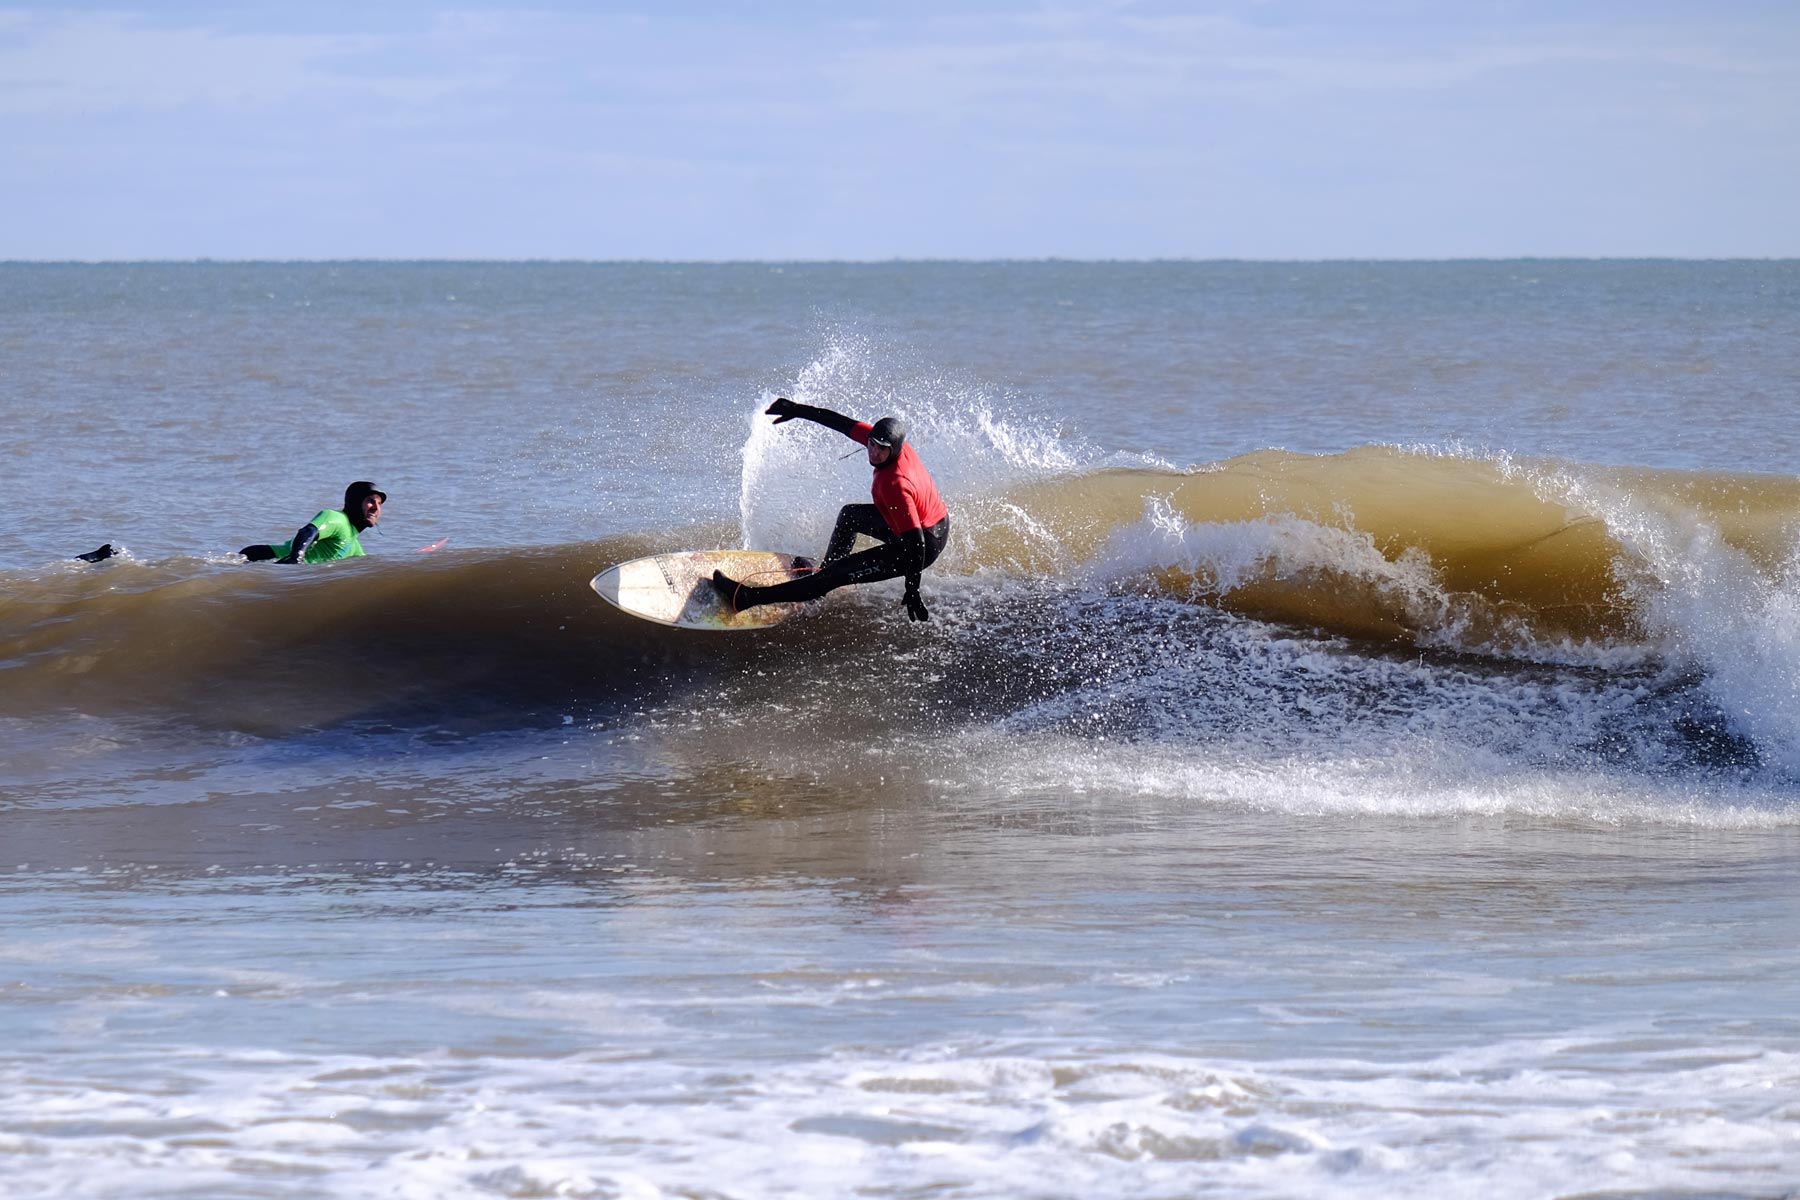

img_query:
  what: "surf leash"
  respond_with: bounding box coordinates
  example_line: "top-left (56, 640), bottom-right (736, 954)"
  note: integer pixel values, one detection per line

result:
top-left (743, 563), bottom-right (819, 584)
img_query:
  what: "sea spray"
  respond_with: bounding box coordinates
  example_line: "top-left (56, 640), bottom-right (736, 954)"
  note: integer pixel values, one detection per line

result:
top-left (737, 330), bottom-right (1106, 556)
top-left (1527, 461), bottom-right (1800, 777)
top-left (945, 583), bottom-right (1771, 824)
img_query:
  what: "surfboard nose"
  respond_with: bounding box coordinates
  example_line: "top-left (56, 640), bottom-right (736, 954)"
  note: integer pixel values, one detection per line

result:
top-left (590, 549), bottom-right (812, 631)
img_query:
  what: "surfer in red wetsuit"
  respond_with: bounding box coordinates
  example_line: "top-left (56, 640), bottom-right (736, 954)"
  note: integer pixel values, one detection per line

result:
top-left (711, 398), bottom-right (950, 621)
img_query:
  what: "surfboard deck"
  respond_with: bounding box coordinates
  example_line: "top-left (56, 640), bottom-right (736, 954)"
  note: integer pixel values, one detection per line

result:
top-left (590, 550), bottom-right (813, 631)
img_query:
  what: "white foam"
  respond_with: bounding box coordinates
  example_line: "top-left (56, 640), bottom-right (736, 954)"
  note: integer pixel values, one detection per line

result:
top-left (1562, 476), bottom-right (1800, 774)
top-left (916, 576), bottom-right (1793, 824)
top-left (5, 1040), bottom-right (1795, 1199)
top-left (943, 731), bottom-right (1797, 828)
top-left (1440, 447), bottom-right (1800, 776)
top-left (1086, 497), bottom-right (1653, 670)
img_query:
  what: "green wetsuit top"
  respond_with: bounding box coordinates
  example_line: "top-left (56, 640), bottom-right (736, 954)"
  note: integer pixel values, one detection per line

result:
top-left (272, 509), bottom-right (366, 563)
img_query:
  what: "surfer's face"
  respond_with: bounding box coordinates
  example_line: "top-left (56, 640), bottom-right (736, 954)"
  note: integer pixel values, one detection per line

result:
top-left (867, 441), bottom-right (893, 466)
top-left (361, 494), bottom-right (383, 525)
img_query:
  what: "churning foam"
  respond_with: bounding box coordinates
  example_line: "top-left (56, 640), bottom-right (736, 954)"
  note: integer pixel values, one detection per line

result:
top-left (1499, 453), bottom-right (1800, 776)
top-left (1086, 495), bottom-right (1653, 668)
top-left (912, 577), bottom-right (1791, 826)
top-left (6, 1035), bottom-right (1795, 1199)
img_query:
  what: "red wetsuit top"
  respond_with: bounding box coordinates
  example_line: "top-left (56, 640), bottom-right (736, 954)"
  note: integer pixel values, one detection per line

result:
top-left (851, 421), bottom-right (949, 535)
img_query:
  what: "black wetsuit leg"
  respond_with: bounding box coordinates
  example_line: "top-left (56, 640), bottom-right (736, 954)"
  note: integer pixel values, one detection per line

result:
top-left (728, 517), bottom-right (949, 609)
top-left (824, 504), bottom-right (891, 563)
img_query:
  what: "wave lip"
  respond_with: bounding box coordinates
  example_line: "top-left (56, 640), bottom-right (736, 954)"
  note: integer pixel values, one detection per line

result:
top-left (964, 445), bottom-right (1800, 657)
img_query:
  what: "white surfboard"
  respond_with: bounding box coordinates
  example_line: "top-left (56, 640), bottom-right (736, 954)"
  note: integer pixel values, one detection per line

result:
top-left (590, 550), bottom-right (814, 631)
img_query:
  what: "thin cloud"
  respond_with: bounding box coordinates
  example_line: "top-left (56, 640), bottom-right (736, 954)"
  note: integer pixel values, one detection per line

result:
top-left (825, 6), bottom-right (1793, 113)
top-left (0, 12), bottom-right (463, 114)
top-left (0, 2), bottom-right (1794, 257)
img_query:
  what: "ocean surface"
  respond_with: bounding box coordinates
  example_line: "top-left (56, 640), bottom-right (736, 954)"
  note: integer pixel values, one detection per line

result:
top-left (3, 261), bottom-right (1799, 1198)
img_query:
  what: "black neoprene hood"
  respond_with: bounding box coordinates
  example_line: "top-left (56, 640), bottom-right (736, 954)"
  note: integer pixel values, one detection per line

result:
top-left (343, 481), bottom-right (388, 509)
top-left (869, 417), bottom-right (906, 449)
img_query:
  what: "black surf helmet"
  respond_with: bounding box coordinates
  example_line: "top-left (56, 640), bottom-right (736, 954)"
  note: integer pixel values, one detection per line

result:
top-left (868, 416), bottom-right (906, 453)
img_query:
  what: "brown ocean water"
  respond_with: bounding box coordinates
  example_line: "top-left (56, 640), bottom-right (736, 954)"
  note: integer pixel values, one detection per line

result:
top-left (2, 262), bottom-right (1799, 1198)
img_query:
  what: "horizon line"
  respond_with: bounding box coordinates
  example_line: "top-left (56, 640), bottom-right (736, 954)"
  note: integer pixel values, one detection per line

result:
top-left (5, 255), bottom-right (1798, 266)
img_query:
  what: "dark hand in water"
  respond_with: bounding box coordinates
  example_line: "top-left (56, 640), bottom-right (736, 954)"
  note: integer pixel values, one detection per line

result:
top-left (766, 397), bottom-right (797, 423)
top-left (903, 587), bottom-right (930, 622)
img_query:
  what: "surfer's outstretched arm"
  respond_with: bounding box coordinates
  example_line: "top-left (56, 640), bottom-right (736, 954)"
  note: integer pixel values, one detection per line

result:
top-left (765, 397), bottom-right (860, 439)
top-left (275, 523), bottom-right (319, 565)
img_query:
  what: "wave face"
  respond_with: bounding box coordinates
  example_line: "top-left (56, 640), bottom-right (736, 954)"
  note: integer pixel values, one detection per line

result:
top-left (979, 445), bottom-right (1800, 648)
top-left (0, 536), bottom-right (739, 735)
top-left (6, 444), bottom-right (1799, 799)
top-left (968, 445), bottom-right (1800, 780)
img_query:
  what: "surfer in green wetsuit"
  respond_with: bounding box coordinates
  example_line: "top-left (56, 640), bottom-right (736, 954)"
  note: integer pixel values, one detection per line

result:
top-left (239, 481), bottom-right (386, 563)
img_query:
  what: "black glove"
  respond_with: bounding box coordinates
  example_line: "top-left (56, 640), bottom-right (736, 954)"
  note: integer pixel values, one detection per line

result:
top-left (903, 585), bottom-right (930, 622)
top-left (762, 398), bottom-right (858, 436)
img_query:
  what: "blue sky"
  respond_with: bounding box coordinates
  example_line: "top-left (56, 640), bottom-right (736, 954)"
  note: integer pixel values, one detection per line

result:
top-left (2, 1), bottom-right (1796, 259)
